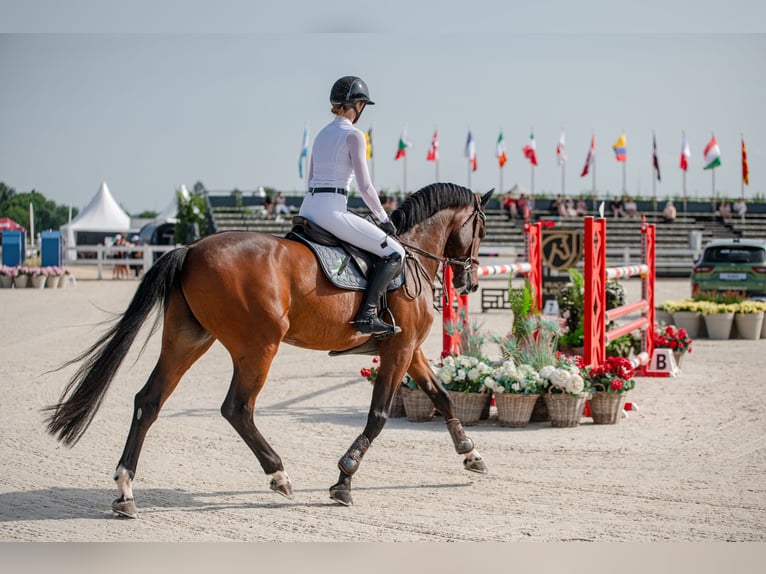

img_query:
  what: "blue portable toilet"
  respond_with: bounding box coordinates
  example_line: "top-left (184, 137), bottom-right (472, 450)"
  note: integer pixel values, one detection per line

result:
top-left (1, 230), bottom-right (26, 267)
top-left (41, 231), bottom-right (63, 267)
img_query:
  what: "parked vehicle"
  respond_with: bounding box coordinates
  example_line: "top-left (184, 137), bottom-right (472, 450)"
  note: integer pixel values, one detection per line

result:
top-left (691, 238), bottom-right (766, 297)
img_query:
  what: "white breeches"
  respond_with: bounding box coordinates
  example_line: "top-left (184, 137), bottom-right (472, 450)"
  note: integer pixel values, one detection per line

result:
top-left (299, 193), bottom-right (404, 259)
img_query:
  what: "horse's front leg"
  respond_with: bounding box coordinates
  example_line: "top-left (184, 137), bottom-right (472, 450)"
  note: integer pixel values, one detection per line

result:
top-left (408, 347), bottom-right (488, 475)
top-left (329, 364), bottom-right (404, 506)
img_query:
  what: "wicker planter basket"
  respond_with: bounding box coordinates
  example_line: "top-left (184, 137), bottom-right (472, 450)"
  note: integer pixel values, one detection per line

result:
top-left (543, 392), bottom-right (589, 428)
top-left (447, 391), bottom-right (488, 426)
top-left (494, 393), bottom-right (539, 427)
top-left (401, 388), bottom-right (435, 422)
top-left (588, 391), bottom-right (627, 425)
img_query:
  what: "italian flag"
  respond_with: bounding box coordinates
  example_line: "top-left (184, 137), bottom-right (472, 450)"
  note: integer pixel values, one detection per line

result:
top-left (703, 134), bottom-right (721, 170)
top-left (394, 129), bottom-right (412, 160)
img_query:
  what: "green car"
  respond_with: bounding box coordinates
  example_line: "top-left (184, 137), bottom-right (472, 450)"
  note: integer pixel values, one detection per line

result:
top-left (691, 238), bottom-right (766, 297)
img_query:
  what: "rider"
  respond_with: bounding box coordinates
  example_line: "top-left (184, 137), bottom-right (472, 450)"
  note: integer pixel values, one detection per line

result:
top-left (299, 76), bottom-right (405, 338)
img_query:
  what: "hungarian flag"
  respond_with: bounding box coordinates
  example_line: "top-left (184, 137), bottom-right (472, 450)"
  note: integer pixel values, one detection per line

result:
top-left (680, 131), bottom-right (691, 171)
top-left (556, 131), bottom-right (567, 166)
top-left (703, 134), bottom-right (721, 170)
top-left (581, 134), bottom-right (595, 177)
top-left (426, 130), bottom-right (439, 162)
top-left (612, 132), bottom-right (627, 162)
top-left (365, 128), bottom-right (373, 160)
top-left (523, 131), bottom-right (538, 166)
top-left (298, 126), bottom-right (309, 178)
top-left (653, 132), bottom-right (661, 182)
top-left (465, 130), bottom-right (477, 172)
top-left (395, 129), bottom-right (412, 160)
top-left (496, 132), bottom-right (507, 167)
top-left (742, 136), bottom-right (750, 185)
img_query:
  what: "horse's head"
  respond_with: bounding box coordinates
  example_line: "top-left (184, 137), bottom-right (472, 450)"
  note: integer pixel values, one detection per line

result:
top-left (444, 189), bottom-right (492, 295)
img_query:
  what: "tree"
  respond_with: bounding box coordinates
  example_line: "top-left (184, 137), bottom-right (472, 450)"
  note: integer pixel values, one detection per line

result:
top-left (0, 182), bottom-right (76, 233)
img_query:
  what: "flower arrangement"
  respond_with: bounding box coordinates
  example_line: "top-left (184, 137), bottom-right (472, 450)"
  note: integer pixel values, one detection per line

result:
top-left (0, 265), bottom-right (18, 277)
top-left (539, 359), bottom-right (588, 396)
top-left (736, 300), bottom-right (766, 315)
top-left (483, 357), bottom-right (541, 395)
top-left (436, 354), bottom-right (494, 393)
top-left (584, 356), bottom-right (635, 394)
top-left (654, 324), bottom-right (693, 354)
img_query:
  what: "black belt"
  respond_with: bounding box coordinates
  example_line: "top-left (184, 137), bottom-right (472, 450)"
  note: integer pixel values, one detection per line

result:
top-left (309, 187), bottom-right (348, 196)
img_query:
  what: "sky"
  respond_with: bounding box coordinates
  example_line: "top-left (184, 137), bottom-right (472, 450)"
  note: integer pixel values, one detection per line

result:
top-left (1, 1), bottom-right (765, 215)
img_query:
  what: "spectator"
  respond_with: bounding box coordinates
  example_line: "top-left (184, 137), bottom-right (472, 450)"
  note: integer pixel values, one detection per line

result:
top-left (564, 198), bottom-right (577, 218)
top-left (610, 196), bottom-right (625, 218)
top-left (576, 197), bottom-right (588, 216)
top-left (550, 195), bottom-right (562, 217)
top-left (130, 234), bottom-right (142, 278)
top-left (717, 201), bottom-right (732, 221)
top-left (112, 234), bottom-right (130, 280)
top-left (662, 200), bottom-right (677, 223)
top-left (624, 197), bottom-right (638, 218)
top-left (516, 194), bottom-right (530, 220)
top-left (262, 194), bottom-right (275, 219)
top-left (274, 192), bottom-right (290, 218)
top-left (502, 192), bottom-right (518, 221)
top-left (380, 194), bottom-right (398, 213)
top-left (732, 197), bottom-right (747, 219)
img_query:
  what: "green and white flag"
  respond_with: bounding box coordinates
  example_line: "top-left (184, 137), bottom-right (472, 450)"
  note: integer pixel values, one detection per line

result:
top-left (703, 134), bottom-right (721, 170)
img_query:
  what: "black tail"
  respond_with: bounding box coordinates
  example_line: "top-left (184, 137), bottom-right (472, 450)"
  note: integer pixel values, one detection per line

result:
top-left (44, 247), bottom-right (189, 446)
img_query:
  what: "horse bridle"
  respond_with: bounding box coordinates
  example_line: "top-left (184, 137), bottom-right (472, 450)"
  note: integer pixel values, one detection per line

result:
top-left (397, 194), bottom-right (485, 298)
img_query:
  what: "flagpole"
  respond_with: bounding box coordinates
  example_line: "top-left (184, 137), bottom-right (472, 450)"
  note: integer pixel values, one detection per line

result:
top-left (741, 132), bottom-right (745, 200)
top-left (403, 155), bottom-right (408, 196)
top-left (436, 157), bottom-right (439, 182)
top-left (467, 159), bottom-right (471, 190)
top-left (499, 164), bottom-right (503, 198)
top-left (530, 163), bottom-right (535, 207)
top-left (683, 170), bottom-right (687, 214)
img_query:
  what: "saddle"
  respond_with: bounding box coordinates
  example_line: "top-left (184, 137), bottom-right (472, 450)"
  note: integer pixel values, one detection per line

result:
top-left (286, 216), bottom-right (405, 292)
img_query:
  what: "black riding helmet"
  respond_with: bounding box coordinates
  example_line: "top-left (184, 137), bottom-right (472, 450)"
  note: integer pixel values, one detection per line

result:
top-left (330, 76), bottom-right (374, 124)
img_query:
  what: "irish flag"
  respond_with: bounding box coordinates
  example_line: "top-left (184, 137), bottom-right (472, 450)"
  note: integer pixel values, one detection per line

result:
top-left (523, 131), bottom-right (538, 166)
top-left (395, 129), bottom-right (412, 160)
top-left (496, 132), bottom-right (507, 168)
top-left (703, 134), bottom-right (721, 170)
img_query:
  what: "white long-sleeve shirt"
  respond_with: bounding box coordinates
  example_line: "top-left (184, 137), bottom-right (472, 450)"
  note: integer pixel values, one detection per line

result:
top-left (308, 116), bottom-right (388, 223)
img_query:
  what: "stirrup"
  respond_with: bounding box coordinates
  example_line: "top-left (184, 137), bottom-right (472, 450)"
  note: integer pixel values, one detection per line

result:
top-left (351, 314), bottom-right (401, 338)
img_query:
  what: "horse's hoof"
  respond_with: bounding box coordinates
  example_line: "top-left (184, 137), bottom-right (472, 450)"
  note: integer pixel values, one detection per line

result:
top-left (329, 486), bottom-right (353, 506)
top-left (463, 457), bottom-right (488, 475)
top-left (112, 497), bottom-right (139, 519)
top-left (270, 478), bottom-right (294, 499)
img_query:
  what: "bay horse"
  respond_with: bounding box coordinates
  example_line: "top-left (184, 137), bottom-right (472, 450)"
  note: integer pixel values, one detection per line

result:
top-left (45, 183), bottom-right (492, 517)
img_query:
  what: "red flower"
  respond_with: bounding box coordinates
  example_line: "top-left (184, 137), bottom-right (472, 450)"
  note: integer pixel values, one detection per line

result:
top-left (360, 368), bottom-right (372, 378)
top-left (372, 356), bottom-right (380, 364)
top-left (610, 379), bottom-right (623, 391)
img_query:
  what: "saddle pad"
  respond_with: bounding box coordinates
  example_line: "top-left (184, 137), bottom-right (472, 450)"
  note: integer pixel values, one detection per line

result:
top-left (289, 232), bottom-right (404, 292)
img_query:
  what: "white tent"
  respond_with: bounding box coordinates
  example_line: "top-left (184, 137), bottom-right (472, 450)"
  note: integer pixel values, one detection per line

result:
top-left (154, 184), bottom-right (190, 223)
top-left (61, 181), bottom-right (130, 259)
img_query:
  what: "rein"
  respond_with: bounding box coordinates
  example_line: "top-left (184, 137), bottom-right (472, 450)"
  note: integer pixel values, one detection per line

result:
top-left (395, 195), bottom-right (485, 303)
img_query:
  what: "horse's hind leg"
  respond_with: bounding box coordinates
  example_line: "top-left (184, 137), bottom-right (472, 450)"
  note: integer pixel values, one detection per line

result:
top-left (113, 296), bottom-right (214, 518)
top-left (220, 345), bottom-right (293, 499)
top-left (407, 347), bottom-right (488, 475)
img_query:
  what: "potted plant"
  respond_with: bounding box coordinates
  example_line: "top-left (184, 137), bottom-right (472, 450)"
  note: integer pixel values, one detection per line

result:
top-left (538, 358), bottom-right (590, 428)
top-left (662, 299), bottom-right (705, 339)
top-left (484, 358), bottom-right (542, 427)
top-left (14, 265), bottom-right (30, 288)
top-left (653, 324), bottom-right (693, 366)
top-left (733, 300), bottom-right (765, 340)
top-left (0, 265), bottom-right (14, 288)
top-left (436, 354), bottom-right (494, 426)
top-left (695, 290), bottom-right (743, 340)
top-left (584, 356), bottom-right (636, 424)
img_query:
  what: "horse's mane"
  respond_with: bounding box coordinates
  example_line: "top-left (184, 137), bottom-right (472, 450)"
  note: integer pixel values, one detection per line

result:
top-left (389, 183), bottom-right (474, 234)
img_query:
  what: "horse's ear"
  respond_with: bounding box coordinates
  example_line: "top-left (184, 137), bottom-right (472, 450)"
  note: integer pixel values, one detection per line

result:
top-left (480, 189), bottom-right (494, 208)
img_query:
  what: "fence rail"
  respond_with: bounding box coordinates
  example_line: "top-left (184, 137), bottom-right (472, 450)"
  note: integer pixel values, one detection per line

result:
top-left (66, 245), bottom-right (177, 279)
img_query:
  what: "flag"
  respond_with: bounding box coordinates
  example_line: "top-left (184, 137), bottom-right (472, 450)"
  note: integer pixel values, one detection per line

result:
top-left (395, 129), bottom-right (412, 160)
top-left (365, 128), bottom-right (373, 160)
top-left (427, 130), bottom-right (439, 162)
top-left (465, 130), bottom-right (477, 172)
top-left (496, 132), bottom-right (507, 168)
top-left (742, 136), bottom-right (750, 185)
top-left (680, 131), bottom-right (691, 171)
top-left (653, 132), bottom-right (661, 182)
top-left (522, 131), bottom-right (538, 166)
top-left (581, 134), bottom-right (595, 177)
top-left (703, 134), bottom-right (721, 170)
top-left (556, 131), bottom-right (567, 166)
top-left (612, 132), bottom-right (627, 162)
top-left (298, 126), bottom-right (309, 178)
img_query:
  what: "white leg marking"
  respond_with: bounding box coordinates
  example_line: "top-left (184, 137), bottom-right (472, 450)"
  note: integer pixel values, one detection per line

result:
top-left (463, 448), bottom-right (483, 465)
top-left (270, 470), bottom-right (291, 489)
top-left (136, 408), bottom-right (142, 420)
top-left (114, 464), bottom-right (134, 500)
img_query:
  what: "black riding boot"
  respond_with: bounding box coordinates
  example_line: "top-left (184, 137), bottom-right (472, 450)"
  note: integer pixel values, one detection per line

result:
top-left (352, 253), bottom-right (403, 337)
